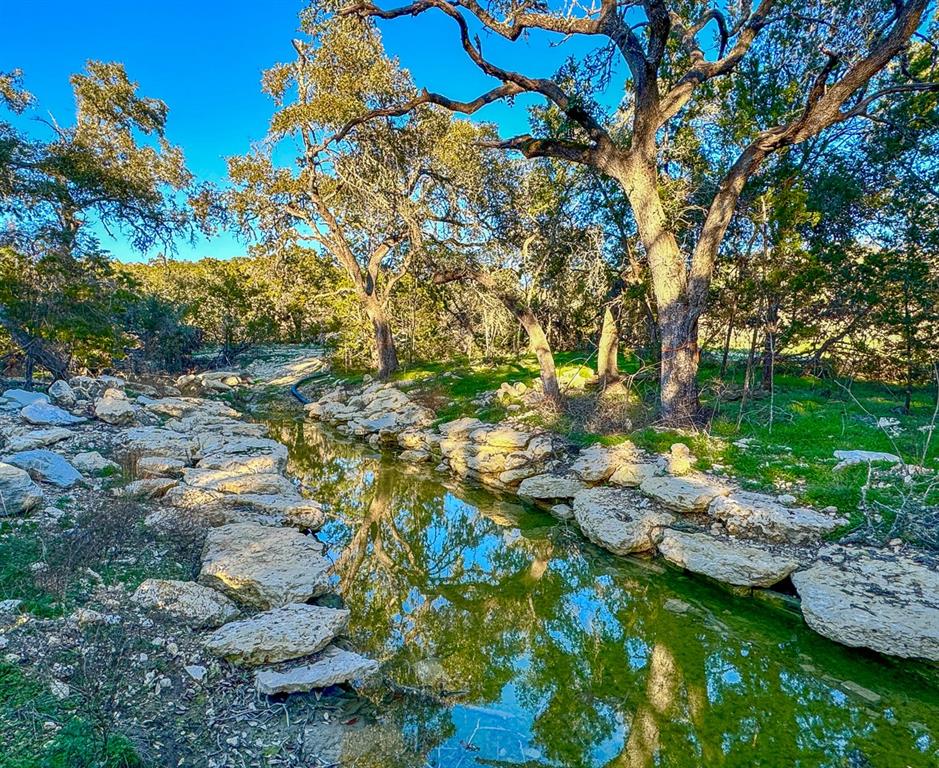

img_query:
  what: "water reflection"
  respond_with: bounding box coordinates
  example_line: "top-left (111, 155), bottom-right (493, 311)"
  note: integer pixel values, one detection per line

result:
top-left (270, 420), bottom-right (939, 768)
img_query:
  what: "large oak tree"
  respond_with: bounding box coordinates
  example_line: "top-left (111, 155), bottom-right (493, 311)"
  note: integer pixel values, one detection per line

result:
top-left (336, 0), bottom-right (937, 422)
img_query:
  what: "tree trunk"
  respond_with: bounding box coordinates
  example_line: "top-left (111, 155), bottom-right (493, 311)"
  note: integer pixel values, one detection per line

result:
top-left (517, 307), bottom-right (561, 404)
top-left (365, 300), bottom-right (398, 379)
top-left (597, 306), bottom-right (620, 385)
top-left (659, 313), bottom-right (700, 423)
top-left (0, 307), bottom-right (69, 382)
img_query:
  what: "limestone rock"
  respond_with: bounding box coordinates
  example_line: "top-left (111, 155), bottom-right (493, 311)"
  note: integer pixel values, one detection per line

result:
top-left (709, 491), bottom-right (847, 544)
top-left (639, 474), bottom-right (728, 512)
top-left (143, 396), bottom-right (239, 419)
top-left (94, 396), bottom-right (136, 425)
top-left (114, 477), bottom-right (177, 499)
top-left (204, 603), bottom-right (349, 666)
top-left (666, 443), bottom-right (695, 476)
top-left (72, 451), bottom-right (119, 475)
top-left (609, 461), bottom-right (661, 488)
top-left (399, 449), bottom-right (430, 463)
top-left (657, 529), bottom-right (800, 587)
top-left (136, 455), bottom-right (187, 478)
top-left (132, 578), bottom-right (240, 628)
top-left (5, 428), bottom-right (73, 453)
top-left (0, 462), bottom-right (44, 515)
top-left (20, 402), bottom-right (86, 427)
top-left (437, 417), bottom-right (485, 439)
top-left (47, 380), bottom-right (76, 407)
top-left (181, 467), bottom-right (297, 497)
top-left (3, 450), bottom-right (82, 488)
top-left (2, 388), bottom-right (49, 409)
top-left (199, 523), bottom-right (331, 609)
top-left (833, 450), bottom-right (902, 471)
top-left (470, 426), bottom-right (531, 450)
top-left (123, 427), bottom-right (197, 460)
top-left (570, 442), bottom-right (639, 483)
top-left (255, 646), bottom-right (379, 695)
top-left (517, 473), bottom-right (586, 501)
top-left (572, 487), bottom-right (674, 555)
top-left (792, 550), bottom-right (939, 660)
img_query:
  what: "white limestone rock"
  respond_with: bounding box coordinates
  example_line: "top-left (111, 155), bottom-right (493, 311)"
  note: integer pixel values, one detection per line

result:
top-left (204, 603), bottom-right (350, 666)
top-left (572, 487), bottom-right (674, 555)
top-left (5, 428), bottom-right (73, 453)
top-left (833, 450), bottom-right (902, 471)
top-left (114, 477), bottom-right (177, 499)
top-left (609, 461), bottom-right (661, 488)
top-left (517, 473), bottom-right (586, 501)
top-left (94, 396), bottom-right (137, 426)
top-left (47, 380), bottom-right (76, 407)
top-left (570, 442), bottom-right (640, 483)
top-left (198, 522), bottom-right (331, 609)
top-left (2, 450), bottom-right (83, 488)
top-left (123, 427), bottom-right (197, 460)
top-left (639, 474), bottom-right (729, 513)
top-left (135, 455), bottom-right (187, 478)
top-left (72, 451), bottom-right (119, 475)
top-left (708, 491), bottom-right (847, 544)
top-left (792, 549), bottom-right (939, 661)
top-left (0, 462), bottom-right (44, 515)
top-left (181, 467), bottom-right (297, 497)
top-left (20, 402), bottom-right (86, 426)
top-left (657, 529), bottom-right (800, 587)
top-left (255, 646), bottom-right (379, 695)
top-left (1, 388), bottom-right (49, 410)
top-left (132, 578), bottom-right (240, 628)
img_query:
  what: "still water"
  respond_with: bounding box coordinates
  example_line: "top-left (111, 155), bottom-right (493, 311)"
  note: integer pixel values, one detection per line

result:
top-left (269, 419), bottom-right (939, 768)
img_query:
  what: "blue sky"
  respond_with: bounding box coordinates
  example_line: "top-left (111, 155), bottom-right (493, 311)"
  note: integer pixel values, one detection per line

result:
top-left (2, 0), bottom-right (618, 262)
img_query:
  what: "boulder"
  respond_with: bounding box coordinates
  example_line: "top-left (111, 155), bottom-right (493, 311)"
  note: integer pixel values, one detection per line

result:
top-left (204, 603), bottom-right (350, 666)
top-left (198, 523), bottom-right (331, 609)
top-left (470, 426), bottom-right (531, 450)
top-left (20, 402), bottom-right (86, 426)
top-left (123, 427), bottom-right (197, 460)
top-left (0, 462), bottom-right (44, 515)
top-left (181, 467), bottom-right (297, 497)
top-left (666, 443), bottom-right (695, 476)
top-left (2, 450), bottom-right (83, 488)
top-left (570, 442), bottom-right (639, 483)
top-left (399, 449), bottom-right (430, 463)
top-left (114, 478), bottom-right (177, 499)
top-left (196, 437), bottom-right (288, 474)
top-left (5, 428), bottom-right (73, 453)
top-left (833, 450), bottom-right (902, 471)
top-left (437, 417), bottom-right (485, 439)
top-left (609, 461), bottom-right (661, 488)
top-left (791, 550), bottom-right (939, 661)
top-left (657, 529), bottom-right (800, 587)
top-left (708, 491), bottom-right (847, 544)
top-left (639, 474), bottom-right (728, 512)
top-left (135, 455), bottom-right (187, 478)
top-left (71, 451), bottom-right (119, 475)
top-left (517, 473), bottom-right (586, 501)
top-left (47, 380), bottom-right (76, 407)
top-left (572, 487), bottom-right (674, 555)
top-left (1, 388), bottom-right (50, 409)
top-left (94, 396), bottom-right (136, 426)
top-left (256, 646), bottom-right (379, 695)
top-left (132, 579), bottom-right (240, 628)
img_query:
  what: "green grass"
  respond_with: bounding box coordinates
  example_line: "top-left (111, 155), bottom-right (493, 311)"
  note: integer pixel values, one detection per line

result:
top-left (0, 661), bottom-right (143, 767)
top-left (331, 351), bottom-right (939, 539)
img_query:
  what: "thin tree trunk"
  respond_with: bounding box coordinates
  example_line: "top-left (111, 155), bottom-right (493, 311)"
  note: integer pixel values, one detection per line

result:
top-left (0, 307), bottom-right (69, 382)
top-left (516, 307), bottom-right (561, 404)
top-left (365, 299), bottom-right (398, 379)
top-left (720, 306), bottom-right (735, 379)
top-left (597, 305), bottom-right (620, 385)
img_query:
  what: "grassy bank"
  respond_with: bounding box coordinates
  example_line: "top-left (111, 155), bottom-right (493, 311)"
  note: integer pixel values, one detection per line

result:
top-left (324, 351), bottom-right (939, 545)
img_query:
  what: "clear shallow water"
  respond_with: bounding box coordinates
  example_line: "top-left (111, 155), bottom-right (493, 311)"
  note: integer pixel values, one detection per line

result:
top-left (270, 419), bottom-right (939, 768)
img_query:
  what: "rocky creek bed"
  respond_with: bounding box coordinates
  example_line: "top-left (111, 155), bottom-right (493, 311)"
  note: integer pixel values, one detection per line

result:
top-left (1, 365), bottom-right (938, 766)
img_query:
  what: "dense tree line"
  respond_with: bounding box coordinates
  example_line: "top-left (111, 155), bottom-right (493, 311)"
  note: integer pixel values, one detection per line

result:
top-left (1, 1), bottom-right (938, 422)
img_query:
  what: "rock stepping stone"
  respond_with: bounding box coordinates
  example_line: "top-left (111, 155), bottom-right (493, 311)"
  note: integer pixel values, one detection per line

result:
top-left (657, 529), bottom-right (800, 587)
top-left (639, 474), bottom-right (729, 512)
top-left (4, 428), bottom-right (74, 453)
top-left (517, 473), bottom-right (586, 501)
top-left (792, 550), bottom-right (939, 661)
top-left (709, 491), bottom-right (846, 544)
top-left (572, 487), bottom-right (674, 555)
top-left (20, 402), bottom-right (86, 426)
top-left (181, 467), bottom-right (297, 496)
top-left (198, 522), bottom-right (331, 609)
top-left (204, 603), bottom-right (349, 666)
top-left (2, 450), bottom-right (83, 488)
top-left (255, 646), bottom-right (379, 695)
top-left (132, 578), bottom-right (240, 628)
top-left (0, 462), bottom-right (44, 515)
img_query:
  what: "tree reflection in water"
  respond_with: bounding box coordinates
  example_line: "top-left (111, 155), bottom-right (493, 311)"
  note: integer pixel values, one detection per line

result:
top-left (269, 420), bottom-right (939, 768)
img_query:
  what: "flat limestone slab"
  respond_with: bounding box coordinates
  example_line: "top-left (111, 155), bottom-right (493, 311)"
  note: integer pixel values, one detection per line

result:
top-left (199, 522), bottom-right (331, 609)
top-left (5, 428), bottom-right (73, 453)
top-left (255, 646), bottom-right (379, 695)
top-left (132, 579), bottom-right (240, 628)
top-left (657, 529), bottom-right (800, 587)
top-left (2, 450), bottom-right (83, 488)
top-left (792, 550), bottom-right (939, 661)
top-left (517, 473), bottom-right (586, 501)
top-left (709, 491), bottom-right (846, 544)
top-left (204, 603), bottom-right (349, 666)
top-left (640, 474), bottom-right (728, 512)
top-left (572, 487), bottom-right (674, 555)
top-left (20, 402), bottom-right (86, 426)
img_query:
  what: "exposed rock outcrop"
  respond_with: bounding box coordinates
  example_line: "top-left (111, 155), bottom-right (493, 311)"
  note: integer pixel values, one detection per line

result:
top-left (572, 487), bottom-right (674, 555)
top-left (255, 646), bottom-right (379, 695)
